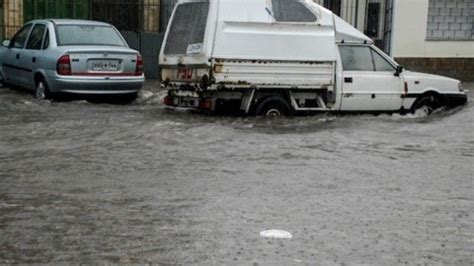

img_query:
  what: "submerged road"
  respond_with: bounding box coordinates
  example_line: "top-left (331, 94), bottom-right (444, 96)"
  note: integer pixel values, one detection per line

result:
top-left (0, 82), bottom-right (473, 264)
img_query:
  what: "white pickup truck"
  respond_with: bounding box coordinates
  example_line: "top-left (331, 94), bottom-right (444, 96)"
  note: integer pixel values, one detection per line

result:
top-left (159, 0), bottom-right (467, 116)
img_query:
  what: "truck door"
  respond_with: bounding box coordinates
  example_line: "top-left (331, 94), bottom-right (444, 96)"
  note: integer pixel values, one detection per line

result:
top-left (338, 45), bottom-right (403, 111)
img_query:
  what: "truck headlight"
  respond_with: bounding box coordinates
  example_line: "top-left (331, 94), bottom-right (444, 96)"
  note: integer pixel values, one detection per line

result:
top-left (458, 83), bottom-right (464, 92)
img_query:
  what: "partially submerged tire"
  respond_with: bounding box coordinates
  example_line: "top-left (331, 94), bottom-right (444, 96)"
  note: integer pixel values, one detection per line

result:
top-left (411, 94), bottom-right (444, 115)
top-left (35, 79), bottom-right (51, 100)
top-left (256, 97), bottom-right (292, 117)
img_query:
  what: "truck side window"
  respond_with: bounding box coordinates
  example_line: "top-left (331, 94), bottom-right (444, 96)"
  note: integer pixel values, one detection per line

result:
top-left (272, 0), bottom-right (317, 22)
top-left (339, 46), bottom-right (374, 71)
top-left (371, 49), bottom-right (395, 71)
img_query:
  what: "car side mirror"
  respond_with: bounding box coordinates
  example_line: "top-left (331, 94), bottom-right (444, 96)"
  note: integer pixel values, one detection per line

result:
top-left (2, 40), bottom-right (10, 48)
top-left (395, 65), bottom-right (404, 76)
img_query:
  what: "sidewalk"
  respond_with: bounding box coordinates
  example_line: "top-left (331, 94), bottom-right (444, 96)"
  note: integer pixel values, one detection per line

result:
top-left (142, 80), bottom-right (162, 92)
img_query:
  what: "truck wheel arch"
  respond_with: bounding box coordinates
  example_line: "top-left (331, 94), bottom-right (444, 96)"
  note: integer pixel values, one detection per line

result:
top-left (410, 91), bottom-right (447, 114)
top-left (34, 72), bottom-right (46, 86)
top-left (33, 71), bottom-right (53, 99)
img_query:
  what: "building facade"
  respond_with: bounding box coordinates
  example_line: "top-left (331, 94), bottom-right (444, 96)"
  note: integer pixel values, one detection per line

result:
top-left (0, 0), bottom-right (164, 37)
top-left (316, 0), bottom-right (473, 81)
top-left (391, 0), bottom-right (473, 81)
top-left (314, 0), bottom-right (394, 54)
top-left (0, 0), bottom-right (472, 80)
top-left (1, 0), bottom-right (91, 38)
top-left (0, 0), bottom-right (168, 78)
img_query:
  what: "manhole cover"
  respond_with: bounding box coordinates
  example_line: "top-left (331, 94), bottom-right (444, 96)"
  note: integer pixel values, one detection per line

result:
top-left (260, 230), bottom-right (293, 239)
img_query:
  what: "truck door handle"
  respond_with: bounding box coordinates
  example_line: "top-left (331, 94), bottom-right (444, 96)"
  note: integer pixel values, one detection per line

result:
top-left (16, 54), bottom-right (20, 59)
top-left (344, 77), bottom-right (353, 83)
top-left (32, 57), bottom-right (36, 63)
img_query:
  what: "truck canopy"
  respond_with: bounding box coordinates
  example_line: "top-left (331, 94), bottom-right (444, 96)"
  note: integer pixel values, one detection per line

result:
top-left (333, 15), bottom-right (372, 44)
top-left (160, 0), bottom-right (373, 64)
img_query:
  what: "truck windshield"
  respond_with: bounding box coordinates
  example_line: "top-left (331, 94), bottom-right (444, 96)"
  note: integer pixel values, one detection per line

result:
top-left (164, 1), bottom-right (209, 55)
top-left (56, 25), bottom-right (126, 46)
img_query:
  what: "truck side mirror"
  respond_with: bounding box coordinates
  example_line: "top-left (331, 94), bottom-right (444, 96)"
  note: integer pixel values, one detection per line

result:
top-left (395, 65), bottom-right (403, 76)
top-left (2, 40), bottom-right (10, 48)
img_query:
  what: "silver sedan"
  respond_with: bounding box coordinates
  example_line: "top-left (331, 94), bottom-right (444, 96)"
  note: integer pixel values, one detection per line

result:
top-left (0, 19), bottom-right (145, 100)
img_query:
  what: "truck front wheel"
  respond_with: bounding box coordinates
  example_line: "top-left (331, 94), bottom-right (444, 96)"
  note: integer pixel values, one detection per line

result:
top-left (255, 97), bottom-right (292, 117)
top-left (411, 94), bottom-right (444, 115)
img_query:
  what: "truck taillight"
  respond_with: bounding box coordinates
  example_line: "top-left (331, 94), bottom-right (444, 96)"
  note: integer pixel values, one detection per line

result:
top-left (57, 55), bottom-right (71, 75)
top-left (163, 95), bottom-right (174, 106)
top-left (135, 55), bottom-right (144, 76)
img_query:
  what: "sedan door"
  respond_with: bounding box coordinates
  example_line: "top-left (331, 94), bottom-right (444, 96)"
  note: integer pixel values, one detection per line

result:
top-left (339, 45), bottom-right (403, 111)
top-left (2, 24), bottom-right (33, 86)
top-left (22, 23), bottom-right (48, 89)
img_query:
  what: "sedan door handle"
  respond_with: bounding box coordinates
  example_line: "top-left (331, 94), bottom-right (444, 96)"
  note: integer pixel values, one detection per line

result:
top-left (344, 77), bottom-right (353, 83)
top-left (16, 54), bottom-right (20, 60)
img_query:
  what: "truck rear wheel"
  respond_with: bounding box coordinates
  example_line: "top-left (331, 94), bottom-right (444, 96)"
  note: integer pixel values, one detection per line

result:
top-left (256, 97), bottom-right (292, 117)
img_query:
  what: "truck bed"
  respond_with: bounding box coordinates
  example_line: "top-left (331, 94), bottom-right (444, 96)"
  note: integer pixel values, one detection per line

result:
top-left (211, 59), bottom-right (335, 90)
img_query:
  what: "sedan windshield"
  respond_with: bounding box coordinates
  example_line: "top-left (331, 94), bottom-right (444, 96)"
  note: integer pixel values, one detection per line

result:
top-left (56, 25), bottom-right (125, 46)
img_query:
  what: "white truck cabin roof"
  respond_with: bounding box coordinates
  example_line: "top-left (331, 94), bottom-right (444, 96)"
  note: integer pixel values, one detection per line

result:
top-left (162, 0), bottom-right (373, 63)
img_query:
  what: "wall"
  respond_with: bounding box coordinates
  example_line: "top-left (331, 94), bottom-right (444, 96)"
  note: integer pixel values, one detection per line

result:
top-left (143, 0), bottom-right (160, 32)
top-left (391, 0), bottom-right (474, 58)
top-left (2, 0), bottom-right (91, 39)
top-left (391, 0), bottom-right (474, 81)
top-left (426, 0), bottom-right (472, 40)
top-left (23, 0), bottom-right (91, 22)
top-left (3, 0), bottom-right (23, 38)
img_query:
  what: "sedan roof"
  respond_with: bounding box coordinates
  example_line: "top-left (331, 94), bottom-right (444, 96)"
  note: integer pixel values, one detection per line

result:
top-left (33, 19), bottom-right (112, 27)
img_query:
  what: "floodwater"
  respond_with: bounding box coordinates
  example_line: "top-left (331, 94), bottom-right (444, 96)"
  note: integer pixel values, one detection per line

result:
top-left (1, 82), bottom-right (473, 264)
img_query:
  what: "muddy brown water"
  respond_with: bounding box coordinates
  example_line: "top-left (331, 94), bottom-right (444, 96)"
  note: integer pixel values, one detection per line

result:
top-left (1, 82), bottom-right (473, 264)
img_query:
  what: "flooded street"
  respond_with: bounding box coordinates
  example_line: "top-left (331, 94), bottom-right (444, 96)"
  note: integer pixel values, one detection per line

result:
top-left (0, 83), bottom-right (473, 264)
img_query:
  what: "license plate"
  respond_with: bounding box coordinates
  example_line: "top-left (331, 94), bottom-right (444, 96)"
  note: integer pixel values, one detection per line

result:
top-left (91, 60), bottom-right (119, 71)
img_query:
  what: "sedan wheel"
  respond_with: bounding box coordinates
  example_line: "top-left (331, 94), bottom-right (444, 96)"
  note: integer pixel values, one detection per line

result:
top-left (35, 81), bottom-right (49, 100)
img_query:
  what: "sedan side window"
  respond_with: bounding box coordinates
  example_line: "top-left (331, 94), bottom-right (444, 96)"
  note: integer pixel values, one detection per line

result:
top-left (42, 30), bottom-right (50, 50)
top-left (26, 24), bottom-right (46, 50)
top-left (339, 46), bottom-right (374, 71)
top-left (10, 24), bottom-right (33, 49)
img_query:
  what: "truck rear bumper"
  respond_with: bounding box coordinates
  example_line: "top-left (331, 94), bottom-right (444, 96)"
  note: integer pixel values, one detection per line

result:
top-left (164, 90), bottom-right (214, 111)
top-left (164, 95), bottom-right (200, 109)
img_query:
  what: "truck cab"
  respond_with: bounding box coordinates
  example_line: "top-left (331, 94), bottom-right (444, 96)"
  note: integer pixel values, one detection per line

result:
top-left (160, 0), bottom-right (467, 116)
